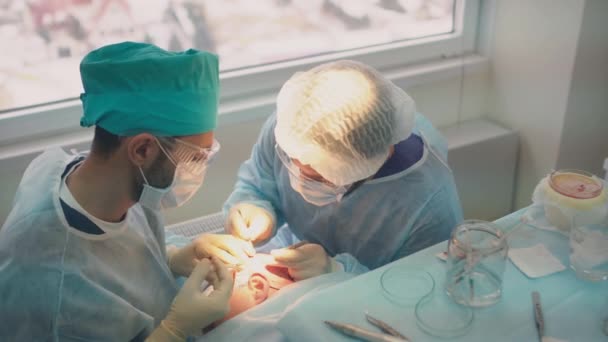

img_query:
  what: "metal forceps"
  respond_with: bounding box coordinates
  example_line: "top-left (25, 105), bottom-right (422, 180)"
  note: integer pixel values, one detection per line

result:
top-left (365, 312), bottom-right (410, 341)
top-left (325, 312), bottom-right (410, 342)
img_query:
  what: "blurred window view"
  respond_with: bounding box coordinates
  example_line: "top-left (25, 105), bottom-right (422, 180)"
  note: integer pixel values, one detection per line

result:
top-left (0, 0), bottom-right (455, 112)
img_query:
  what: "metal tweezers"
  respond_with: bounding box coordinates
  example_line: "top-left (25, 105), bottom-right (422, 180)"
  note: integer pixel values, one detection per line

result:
top-left (365, 313), bottom-right (410, 341)
top-left (325, 312), bottom-right (410, 342)
top-left (532, 291), bottom-right (544, 342)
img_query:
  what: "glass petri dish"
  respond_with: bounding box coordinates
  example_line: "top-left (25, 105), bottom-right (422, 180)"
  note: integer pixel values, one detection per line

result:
top-left (549, 169), bottom-right (603, 199)
top-left (415, 289), bottom-right (474, 338)
top-left (380, 266), bottom-right (435, 306)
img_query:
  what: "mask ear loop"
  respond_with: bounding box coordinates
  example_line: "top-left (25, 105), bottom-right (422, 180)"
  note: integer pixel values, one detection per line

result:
top-left (138, 167), bottom-right (150, 185)
top-left (136, 137), bottom-right (176, 187)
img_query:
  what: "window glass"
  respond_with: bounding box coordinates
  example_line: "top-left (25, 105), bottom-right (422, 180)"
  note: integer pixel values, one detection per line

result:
top-left (0, 0), bottom-right (454, 112)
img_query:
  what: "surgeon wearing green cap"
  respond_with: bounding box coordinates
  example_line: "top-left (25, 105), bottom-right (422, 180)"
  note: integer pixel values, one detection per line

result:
top-left (0, 42), bottom-right (242, 341)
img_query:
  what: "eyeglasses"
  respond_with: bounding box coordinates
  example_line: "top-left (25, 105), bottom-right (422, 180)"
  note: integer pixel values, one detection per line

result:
top-left (275, 143), bottom-right (367, 198)
top-left (155, 137), bottom-right (220, 176)
top-left (275, 144), bottom-right (337, 187)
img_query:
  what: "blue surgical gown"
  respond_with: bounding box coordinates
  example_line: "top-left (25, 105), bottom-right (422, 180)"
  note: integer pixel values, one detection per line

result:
top-left (0, 148), bottom-right (178, 341)
top-left (224, 113), bottom-right (463, 270)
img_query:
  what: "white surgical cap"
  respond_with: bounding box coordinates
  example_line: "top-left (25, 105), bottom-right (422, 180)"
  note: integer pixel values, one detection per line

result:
top-left (274, 60), bottom-right (415, 186)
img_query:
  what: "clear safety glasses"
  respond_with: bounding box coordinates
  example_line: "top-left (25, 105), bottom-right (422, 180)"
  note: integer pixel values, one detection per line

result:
top-left (156, 137), bottom-right (220, 176)
top-left (275, 143), bottom-right (371, 201)
top-left (275, 144), bottom-right (339, 186)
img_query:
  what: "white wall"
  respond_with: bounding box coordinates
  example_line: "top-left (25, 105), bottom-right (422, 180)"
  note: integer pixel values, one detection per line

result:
top-left (488, 0), bottom-right (587, 209)
top-left (556, 0), bottom-right (608, 176)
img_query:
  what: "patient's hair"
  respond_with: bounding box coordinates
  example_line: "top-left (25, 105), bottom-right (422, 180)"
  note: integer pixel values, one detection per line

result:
top-left (91, 126), bottom-right (122, 158)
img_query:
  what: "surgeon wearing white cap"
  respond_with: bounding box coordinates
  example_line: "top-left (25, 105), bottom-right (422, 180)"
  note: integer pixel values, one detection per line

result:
top-left (219, 60), bottom-right (463, 279)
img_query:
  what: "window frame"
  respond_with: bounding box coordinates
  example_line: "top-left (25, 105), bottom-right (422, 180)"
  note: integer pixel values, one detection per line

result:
top-left (220, 0), bottom-right (479, 100)
top-left (0, 0), bottom-right (480, 147)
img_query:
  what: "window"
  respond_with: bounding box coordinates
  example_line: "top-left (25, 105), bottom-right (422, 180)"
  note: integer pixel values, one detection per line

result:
top-left (0, 0), bottom-right (480, 146)
top-left (0, 0), bottom-right (467, 113)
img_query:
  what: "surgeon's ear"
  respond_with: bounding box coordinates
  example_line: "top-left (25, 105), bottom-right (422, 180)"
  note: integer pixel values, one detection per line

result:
top-left (127, 133), bottom-right (160, 167)
top-left (248, 274), bottom-right (270, 304)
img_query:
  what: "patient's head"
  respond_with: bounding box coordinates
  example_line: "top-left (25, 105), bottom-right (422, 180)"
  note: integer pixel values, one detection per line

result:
top-left (222, 254), bottom-right (294, 322)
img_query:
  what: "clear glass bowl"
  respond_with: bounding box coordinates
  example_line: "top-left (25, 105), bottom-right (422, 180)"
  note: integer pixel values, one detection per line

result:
top-left (549, 169), bottom-right (603, 199)
top-left (380, 266), bottom-right (435, 306)
top-left (415, 288), bottom-right (474, 338)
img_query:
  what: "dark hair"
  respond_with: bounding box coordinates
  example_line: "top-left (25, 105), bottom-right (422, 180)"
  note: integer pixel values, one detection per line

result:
top-left (91, 126), bottom-right (122, 157)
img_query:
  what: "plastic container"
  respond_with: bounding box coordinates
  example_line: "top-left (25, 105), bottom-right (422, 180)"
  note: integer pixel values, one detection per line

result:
top-left (570, 215), bottom-right (608, 281)
top-left (531, 169), bottom-right (607, 232)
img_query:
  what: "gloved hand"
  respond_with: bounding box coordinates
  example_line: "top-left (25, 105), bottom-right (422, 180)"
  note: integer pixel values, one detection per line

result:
top-left (147, 257), bottom-right (234, 342)
top-left (193, 233), bottom-right (256, 266)
top-left (226, 203), bottom-right (274, 244)
top-left (270, 243), bottom-right (341, 281)
top-left (167, 234), bottom-right (255, 277)
top-left (167, 245), bottom-right (195, 278)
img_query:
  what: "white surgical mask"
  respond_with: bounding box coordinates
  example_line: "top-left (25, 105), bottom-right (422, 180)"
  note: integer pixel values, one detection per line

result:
top-left (287, 172), bottom-right (347, 206)
top-left (138, 164), bottom-right (206, 210)
top-left (276, 143), bottom-right (348, 206)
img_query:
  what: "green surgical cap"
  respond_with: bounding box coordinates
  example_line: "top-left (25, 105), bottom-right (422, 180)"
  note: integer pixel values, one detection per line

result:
top-left (79, 41), bottom-right (219, 136)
